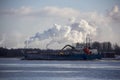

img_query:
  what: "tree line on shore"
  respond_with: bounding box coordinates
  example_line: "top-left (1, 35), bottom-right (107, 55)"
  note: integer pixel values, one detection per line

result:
top-left (91, 41), bottom-right (120, 55)
top-left (0, 41), bottom-right (120, 57)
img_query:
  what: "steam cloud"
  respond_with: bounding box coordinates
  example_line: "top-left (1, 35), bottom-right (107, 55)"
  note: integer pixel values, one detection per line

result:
top-left (25, 19), bottom-right (96, 48)
top-left (0, 34), bottom-right (6, 47)
top-left (0, 5), bottom-right (120, 48)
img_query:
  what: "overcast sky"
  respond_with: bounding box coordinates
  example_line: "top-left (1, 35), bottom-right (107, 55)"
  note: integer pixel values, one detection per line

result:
top-left (0, 0), bottom-right (120, 49)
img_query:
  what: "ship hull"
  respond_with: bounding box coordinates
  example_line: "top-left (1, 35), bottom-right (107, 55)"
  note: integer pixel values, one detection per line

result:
top-left (23, 53), bottom-right (102, 60)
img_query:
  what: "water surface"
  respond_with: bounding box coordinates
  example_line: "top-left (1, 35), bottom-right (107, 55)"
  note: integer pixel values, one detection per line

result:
top-left (0, 58), bottom-right (120, 80)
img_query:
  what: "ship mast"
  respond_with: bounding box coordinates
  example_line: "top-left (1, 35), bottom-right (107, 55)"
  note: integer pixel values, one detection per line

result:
top-left (86, 34), bottom-right (91, 48)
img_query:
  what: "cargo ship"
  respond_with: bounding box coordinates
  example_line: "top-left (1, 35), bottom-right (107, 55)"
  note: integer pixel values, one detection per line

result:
top-left (22, 43), bottom-right (102, 60)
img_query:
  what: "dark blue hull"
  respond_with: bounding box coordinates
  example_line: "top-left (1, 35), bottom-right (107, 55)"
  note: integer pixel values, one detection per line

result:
top-left (24, 53), bottom-right (102, 60)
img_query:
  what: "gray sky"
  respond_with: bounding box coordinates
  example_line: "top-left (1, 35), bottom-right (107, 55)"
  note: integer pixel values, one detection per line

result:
top-left (0, 0), bottom-right (120, 49)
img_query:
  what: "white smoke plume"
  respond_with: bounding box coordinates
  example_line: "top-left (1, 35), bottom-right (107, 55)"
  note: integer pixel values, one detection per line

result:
top-left (0, 34), bottom-right (6, 47)
top-left (25, 19), bottom-right (96, 49)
